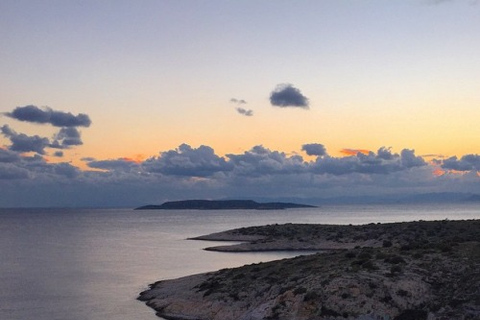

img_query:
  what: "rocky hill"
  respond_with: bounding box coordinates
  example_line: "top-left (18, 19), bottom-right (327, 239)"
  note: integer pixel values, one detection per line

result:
top-left (139, 220), bottom-right (480, 320)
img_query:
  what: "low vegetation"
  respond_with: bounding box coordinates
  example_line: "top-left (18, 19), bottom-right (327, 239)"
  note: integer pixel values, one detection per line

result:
top-left (139, 220), bottom-right (480, 320)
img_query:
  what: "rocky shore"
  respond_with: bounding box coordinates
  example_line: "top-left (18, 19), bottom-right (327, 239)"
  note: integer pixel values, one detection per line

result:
top-left (139, 220), bottom-right (480, 320)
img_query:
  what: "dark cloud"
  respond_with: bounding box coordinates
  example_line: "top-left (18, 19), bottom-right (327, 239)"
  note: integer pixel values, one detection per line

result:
top-left (230, 98), bottom-right (247, 104)
top-left (441, 154), bottom-right (480, 171)
top-left (400, 149), bottom-right (426, 168)
top-left (51, 127), bottom-right (83, 148)
top-left (53, 163), bottom-right (80, 178)
top-left (236, 107), bottom-right (253, 116)
top-left (139, 144), bottom-right (425, 179)
top-left (0, 148), bottom-right (21, 163)
top-left (1, 140), bottom-right (470, 207)
top-left (87, 158), bottom-right (141, 172)
top-left (376, 147), bottom-right (394, 160)
top-left (1, 125), bottom-right (50, 154)
top-left (302, 143), bottom-right (327, 156)
top-left (22, 154), bottom-right (46, 164)
top-left (143, 144), bottom-right (233, 177)
top-left (226, 145), bottom-right (305, 177)
top-left (16, 154), bottom-right (80, 179)
top-left (0, 163), bottom-right (29, 179)
top-left (53, 151), bottom-right (64, 157)
top-left (269, 84), bottom-right (309, 108)
top-left (6, 105), bottom-right (91, 127)
top-left (310, 148), bottom-right (426, 175)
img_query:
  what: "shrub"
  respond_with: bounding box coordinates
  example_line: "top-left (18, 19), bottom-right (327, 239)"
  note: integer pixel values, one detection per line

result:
top-left (303, 291), bottom-right (319, 301)
top-left (294, 287), bottom-right (307, 295)
top-left (385, 255), bottom-right (405, 264)
top-left (390, 265), bottom-right (402, 274)
top-left (394, 309), bottom-right (427, 320)
top-left (358, 252), bottom-right (373, 260)
top-left (320, 306), bottom-right (340, 317)
top-left (397, 289), bottom-right (409, 297)
top-left (383, 240), bottom-right (393, 247)
top-left (376, 252), bottom-right (388, 260)
top-left (362, 260), bottom-right (378, 271)
top-left (345, 251), bottom-right (357, 259)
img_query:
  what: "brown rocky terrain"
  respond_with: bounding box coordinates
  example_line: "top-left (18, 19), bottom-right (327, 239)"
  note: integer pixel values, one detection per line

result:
top-left (139, 220), bottom-right (480, 320)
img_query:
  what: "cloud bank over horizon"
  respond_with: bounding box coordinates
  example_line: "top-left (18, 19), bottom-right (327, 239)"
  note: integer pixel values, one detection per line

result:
top-left (1, 103), bottom-right (479, 207)
top-left (1, 135), bottom-right (480, 207)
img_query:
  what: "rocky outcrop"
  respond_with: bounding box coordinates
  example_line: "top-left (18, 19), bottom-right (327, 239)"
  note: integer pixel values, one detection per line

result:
top-left (139, 220), bottom-right (480, 320)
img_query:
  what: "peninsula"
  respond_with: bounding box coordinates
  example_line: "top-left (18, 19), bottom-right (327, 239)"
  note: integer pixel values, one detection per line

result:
top-left (135, 199), bottom-right (317, 210)
top-left (139, 220), bottom-right (480, 320)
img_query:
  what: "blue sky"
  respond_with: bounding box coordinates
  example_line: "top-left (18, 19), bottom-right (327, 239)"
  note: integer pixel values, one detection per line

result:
top-left (1, 0), bottom-right (480, 207)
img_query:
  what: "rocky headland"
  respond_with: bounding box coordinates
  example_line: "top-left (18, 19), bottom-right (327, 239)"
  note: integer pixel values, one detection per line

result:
top-left (139, 220), bottom-right (480, 320)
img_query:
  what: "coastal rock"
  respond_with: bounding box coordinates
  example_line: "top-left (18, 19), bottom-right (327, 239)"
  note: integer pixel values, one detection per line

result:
top-left (139, 220), bottom-right (480, 320)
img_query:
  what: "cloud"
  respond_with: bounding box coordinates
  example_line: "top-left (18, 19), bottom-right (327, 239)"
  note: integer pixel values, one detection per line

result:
top-left (52, 163), bottom-right (81, 178)
top-left (2, 141), bottom-right (479, 207)
top-left (87, 158), bottom-right (141, 172)
top-left (269, 84), bottom-right (309, 108)
top-left (236, 107), bottom-right (253, 116)
top-left (143, 144), bottom-right (233, 177)
top-left (302, 143), bottom-right (327, 156)
top-left (5, 105), bottom-right (91, 127)
top-left (400, 149), bottom-right (427, 168)
top-left (0, 163), bottom-right (29, 179)
top-left (2, 106), bottom-right (91, 156)
top-left (376, 147), bottom-right (394, 160)
top-left (0, 148), bottom-right (21, 163)
top-left (441, 154), bottom-right (480, 172)
top-left (51, 127), bottom-right (83, 148)
top-left (226, 145), bottom-right (306, 177)
top-left (230, 98), bottom-right (253, 116)
top-left (230, 98), bottom-right (247, 104)
top-left (53, 151), bottom-right (64, 157)
top-left (310, 147), bottom-right (426, 175)
top-left (1, 124), bottom-right (84, 154)
top-left (1, 125), bottom-right (50, 154)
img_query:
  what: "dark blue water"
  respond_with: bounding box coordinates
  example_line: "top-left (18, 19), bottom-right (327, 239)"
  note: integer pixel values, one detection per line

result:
top-left (0, 204), bottom-right (478, 320)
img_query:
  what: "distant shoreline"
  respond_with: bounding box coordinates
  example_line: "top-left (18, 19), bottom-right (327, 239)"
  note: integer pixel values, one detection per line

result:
top-left (135, 199), bottom-right (317, 210)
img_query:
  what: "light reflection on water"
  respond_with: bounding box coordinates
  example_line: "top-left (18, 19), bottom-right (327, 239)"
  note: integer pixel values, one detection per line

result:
top-left (0, 204), bottom-right (478, 320)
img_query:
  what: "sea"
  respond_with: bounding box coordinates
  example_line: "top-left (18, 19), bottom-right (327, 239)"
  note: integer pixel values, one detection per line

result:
top-left (0, 203), bottom-right (479, 320)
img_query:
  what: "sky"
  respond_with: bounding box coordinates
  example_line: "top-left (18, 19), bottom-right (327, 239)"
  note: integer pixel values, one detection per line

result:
top-left (1, 0), bottom-right (480, 207)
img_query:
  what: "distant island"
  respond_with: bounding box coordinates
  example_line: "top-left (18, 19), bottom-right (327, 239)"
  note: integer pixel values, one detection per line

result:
top-left (135, 199), bottom-right (317, 210)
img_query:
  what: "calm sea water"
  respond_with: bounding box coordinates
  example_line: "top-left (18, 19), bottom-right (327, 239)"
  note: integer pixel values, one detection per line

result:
top-left (0, 204), bottom-right (479, 320)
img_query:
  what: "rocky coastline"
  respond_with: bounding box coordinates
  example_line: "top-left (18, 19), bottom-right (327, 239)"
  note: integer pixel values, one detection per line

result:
top-left (139, 220), bottom-right (480, 320)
